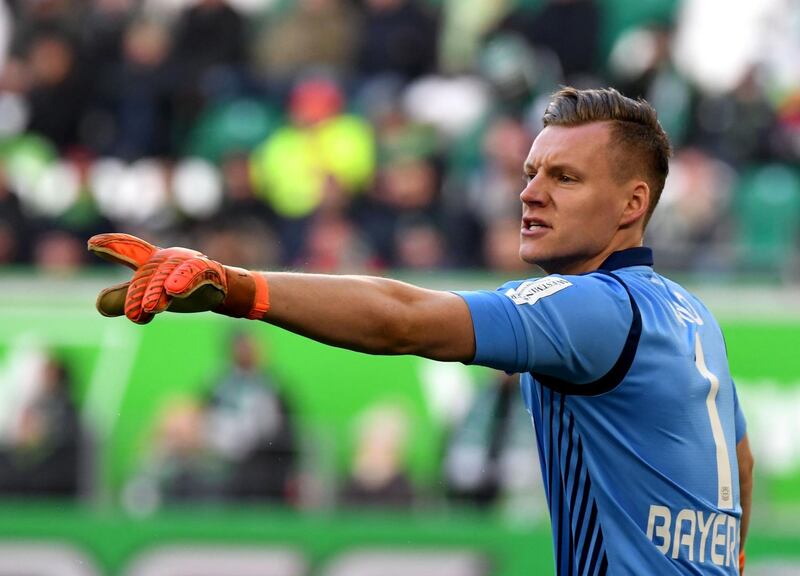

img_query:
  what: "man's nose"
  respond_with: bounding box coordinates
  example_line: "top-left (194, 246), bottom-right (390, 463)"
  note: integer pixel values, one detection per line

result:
top-left (520, 175), bottom-right (548, 206)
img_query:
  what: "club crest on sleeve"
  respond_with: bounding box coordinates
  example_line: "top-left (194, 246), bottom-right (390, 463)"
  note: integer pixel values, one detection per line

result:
top-left (504, 276), bottom-right (572, 305)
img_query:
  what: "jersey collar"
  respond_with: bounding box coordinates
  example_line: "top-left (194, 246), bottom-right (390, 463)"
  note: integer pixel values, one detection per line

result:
top-left (598, 247), bottom-right (653, 271)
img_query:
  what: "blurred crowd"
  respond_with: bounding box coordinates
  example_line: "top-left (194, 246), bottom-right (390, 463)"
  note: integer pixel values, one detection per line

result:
top-left (0, 334), bottom-right (541, 515)
top-left (122, 331), bottom-right (300, 511)
top-left (1, 0), bottom-right (800, 279)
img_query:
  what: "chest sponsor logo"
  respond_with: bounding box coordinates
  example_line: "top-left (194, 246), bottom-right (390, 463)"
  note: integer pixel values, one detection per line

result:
top-left (504, 277), bottom-right (572, 306)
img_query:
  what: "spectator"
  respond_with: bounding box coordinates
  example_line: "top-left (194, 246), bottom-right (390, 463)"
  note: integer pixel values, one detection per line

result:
top-left (0, 167), bottom-right (34, 264)
top-left (206, 331), bottom-right (298, 502)
top-left (688, 68), bottom-right (778, 165)
top-left (110, 18), bottom-right (175, 159)
top-left (171, 0), bottom-right (247, 133)
top-left (22, 29), bottom-right (89, 151)
top-left (250, 76), bottom-right (375, 259)
top-left (442, 373), bottom-right (541, 511)
top-left (173, 0), bottom-right (246, 82)
top-left (437, 0), bottom-right (510, 73)
top-left (393, 215), bottom-right (447, 270)
top-left (608, 25), bottom-right (694, 147)
top-left (294, 177), bottom-right (382, 272)
top-left (495, 0), bottom-right (600, 82)
top-left (444, 115), bottom-right (533, 267)
top-left (477, 32), bottom-right (551, 113)
top-left (0, 354), bottom-right (84, 498)
top-left (8, 0), bottom-right (85, 59)
top-left (645, 147), bottom-right (736, 273)
top-left (80, 0), bottom-right (135, 153)
top-left (251, 0), bottom-right (360, 83)
top-left (340, 403), bottom-right (414, 508)
top-left (81, 0), bottom-right (132, 74)
top-left (125, 395), bottom-right (225, 508)
top-left (33, 229), bottom-right (86, 275)
top-left (357, 152), bottom-right (442, 266)
top-left (356, 0), bottom-right (438, 82)
top-left (774, 89), bottom-right (800, 163)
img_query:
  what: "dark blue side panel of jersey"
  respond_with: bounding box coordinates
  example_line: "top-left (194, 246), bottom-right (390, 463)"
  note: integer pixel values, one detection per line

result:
top-left (541, 386), bottom-right (609, 576)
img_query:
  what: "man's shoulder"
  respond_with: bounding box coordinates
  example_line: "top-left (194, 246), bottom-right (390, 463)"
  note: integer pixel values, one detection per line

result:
top-left (618, 269), bottom-right (723, 328)
top-left (498, 272), bottom-right (632, 318)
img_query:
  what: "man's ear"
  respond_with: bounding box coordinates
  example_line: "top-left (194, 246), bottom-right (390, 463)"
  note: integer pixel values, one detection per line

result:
top-left (620, 180), bottom-right (650, 228)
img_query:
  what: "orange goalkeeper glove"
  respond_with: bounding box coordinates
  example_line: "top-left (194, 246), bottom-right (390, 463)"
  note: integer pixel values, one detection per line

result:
top-left (87, 233), bottom-right (269, 324)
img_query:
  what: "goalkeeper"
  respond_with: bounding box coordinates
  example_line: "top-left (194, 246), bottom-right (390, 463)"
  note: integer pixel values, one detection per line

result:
top-left (89, 87), bottom-right (753, 576)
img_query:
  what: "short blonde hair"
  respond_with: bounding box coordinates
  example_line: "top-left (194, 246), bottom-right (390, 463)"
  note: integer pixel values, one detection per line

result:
top-left (543, 87), bottom-right (672, 226)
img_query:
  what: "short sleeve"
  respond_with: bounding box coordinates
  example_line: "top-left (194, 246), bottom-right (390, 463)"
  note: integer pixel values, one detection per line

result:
top-left (455, 273), bottom-right (633, 385)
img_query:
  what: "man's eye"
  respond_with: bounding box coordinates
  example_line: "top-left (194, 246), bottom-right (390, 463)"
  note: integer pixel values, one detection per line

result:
top-left (523, 173), bottom-right (535, 183)
top-left (558, 174), bottom-right (574, 183)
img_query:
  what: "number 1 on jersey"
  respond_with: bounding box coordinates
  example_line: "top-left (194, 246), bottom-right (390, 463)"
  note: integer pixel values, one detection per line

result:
top-left (694, 332), bottom-right (734, 510)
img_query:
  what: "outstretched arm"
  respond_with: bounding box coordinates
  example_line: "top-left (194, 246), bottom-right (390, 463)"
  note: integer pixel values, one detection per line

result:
top-left (88, 233), bottom-right (476, 363)
top-left (261, 273), bottom-right (475, 361)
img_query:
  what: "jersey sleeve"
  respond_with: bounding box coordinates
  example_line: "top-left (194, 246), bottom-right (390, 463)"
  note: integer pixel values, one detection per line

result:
top-left (455, 273), bottom-right (633, 384)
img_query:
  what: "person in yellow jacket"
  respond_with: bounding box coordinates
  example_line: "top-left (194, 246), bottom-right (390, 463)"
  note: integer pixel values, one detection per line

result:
top-left (250, 78), bottom-right (375, 219)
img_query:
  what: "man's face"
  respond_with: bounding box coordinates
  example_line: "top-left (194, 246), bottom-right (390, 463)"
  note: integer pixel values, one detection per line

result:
top-left (519, 121), bottom-right (633, 274)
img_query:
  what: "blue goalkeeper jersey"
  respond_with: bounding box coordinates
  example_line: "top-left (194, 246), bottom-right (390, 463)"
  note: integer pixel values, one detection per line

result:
top-left (456, 247), bottom-right (746, 576)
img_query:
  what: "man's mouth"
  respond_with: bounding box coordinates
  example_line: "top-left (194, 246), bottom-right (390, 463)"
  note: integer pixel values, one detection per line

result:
top-left (522, 218), bottom-right (550, 231)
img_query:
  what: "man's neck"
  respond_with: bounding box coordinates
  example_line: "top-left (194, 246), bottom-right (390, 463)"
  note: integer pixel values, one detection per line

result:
top-left (541, 240), bottom-right (644, 275)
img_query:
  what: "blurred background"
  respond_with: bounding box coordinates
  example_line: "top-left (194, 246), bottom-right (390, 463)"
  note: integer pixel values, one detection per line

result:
top-left (0, 0), bottom-right (799, 574)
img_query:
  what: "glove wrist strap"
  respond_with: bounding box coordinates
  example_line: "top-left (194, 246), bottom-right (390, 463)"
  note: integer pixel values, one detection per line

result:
top-left (248, 271), bottom-right (270, 319)
top-left (216, 266), bottom-right (270, 320)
